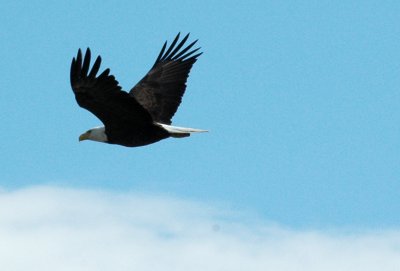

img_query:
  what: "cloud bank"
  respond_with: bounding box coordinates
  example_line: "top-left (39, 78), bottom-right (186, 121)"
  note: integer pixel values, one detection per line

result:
top-left (0, 186), bottom-right (399, 271)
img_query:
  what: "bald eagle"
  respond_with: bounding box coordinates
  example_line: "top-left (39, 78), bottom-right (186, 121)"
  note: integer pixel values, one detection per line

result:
top-left (70, 33), bottom-right (206, 147)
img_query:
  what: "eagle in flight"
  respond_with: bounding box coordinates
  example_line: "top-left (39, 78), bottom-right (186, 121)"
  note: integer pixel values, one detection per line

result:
top-left (70, 33), bottom-right (206, 147)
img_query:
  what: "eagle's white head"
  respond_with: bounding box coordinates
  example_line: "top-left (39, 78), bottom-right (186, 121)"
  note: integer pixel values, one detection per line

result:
top-left (79, 126), bottom-right (108, 143)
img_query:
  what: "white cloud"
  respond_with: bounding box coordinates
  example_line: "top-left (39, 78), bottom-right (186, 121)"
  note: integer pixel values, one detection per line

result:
top-left (0, 186), bottom-right (399, 271)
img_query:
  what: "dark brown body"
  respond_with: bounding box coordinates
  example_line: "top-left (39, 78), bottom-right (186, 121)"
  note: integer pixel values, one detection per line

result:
top-left (105, 124), bottom-right (170, 147)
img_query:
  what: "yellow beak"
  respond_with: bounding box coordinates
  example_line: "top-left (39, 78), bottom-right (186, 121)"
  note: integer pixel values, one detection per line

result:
top-left (79, 132), bottom-right (90, 142)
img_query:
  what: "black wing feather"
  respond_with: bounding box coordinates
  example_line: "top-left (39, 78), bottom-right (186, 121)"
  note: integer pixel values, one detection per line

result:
top-left (162, 33), bottom-right (181, 61)
top-left (130, 33), bottom-right (202, 124)
top-left (70, 48), bottom-right (152, 129)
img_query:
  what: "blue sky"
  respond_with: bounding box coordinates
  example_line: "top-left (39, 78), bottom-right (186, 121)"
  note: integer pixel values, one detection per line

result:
top-left (2, 1), bottom-right (400, 269)
top-left (1, 0), bottom-right (400, 233)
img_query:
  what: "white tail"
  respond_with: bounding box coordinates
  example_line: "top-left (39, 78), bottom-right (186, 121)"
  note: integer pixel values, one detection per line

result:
top-left (156, 123), bottom-right (208, 138)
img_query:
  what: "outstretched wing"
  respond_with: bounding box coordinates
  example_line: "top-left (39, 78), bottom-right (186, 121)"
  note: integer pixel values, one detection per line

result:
top-left (130, 33), bottom-right (202, 124)
top-left (70, 48), bottom-right (153, 128)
